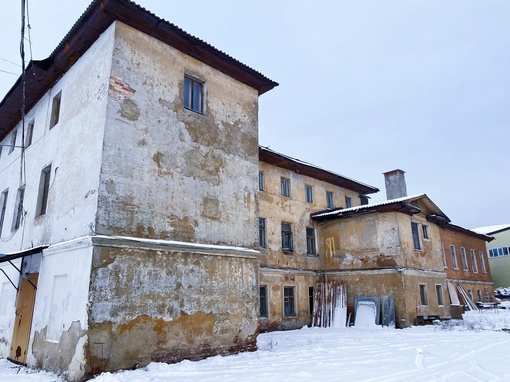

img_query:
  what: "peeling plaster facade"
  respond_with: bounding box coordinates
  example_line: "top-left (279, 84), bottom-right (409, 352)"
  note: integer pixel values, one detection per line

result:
top-left (0, 1), bottom-right (276, 380)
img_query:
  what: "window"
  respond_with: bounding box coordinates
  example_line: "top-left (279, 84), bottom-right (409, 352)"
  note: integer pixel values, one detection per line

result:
top-left (36, 165), bottom-right (51, 217)
top-left (435, 285), bottom-right (444, 306)
top-left (281, 222), bottom-right (293, 252)
top-left (461, 247), bottom-right (468, 270)
top-left (470, 250), bottom-right (478, 273)
top-left (259, 286), bottom-right (268, 318)
top-left (26, 119), bottom-right (34, 147)
top-left (450, 245), bottom-right (458, 269)
top-left (306, 227), bottom-right (317, 256)
top-left (345, 196), bottom-right (352, 208)
top-left (422, 225), bottom-right (429, 240)
top-left (326, 191), bottom-right (334, 209)
top-left (258, 218), bottom-right (266, 248)
top-left (476, 289), bottom-right (482, 302)
top-left (258, 171), bottom-right (265, 191)
top-left (283, 286), bottom-right (296, 316)
top-left (308, 286), bottom-right (314, 315)
top-left (0, 189), bottom-right (8, 235)
top-left (411, 221), bottom-right (422, 251)
top-left (479, 252), bottom-right (487, 273)
top-left (9, 129), bottom-right (17, 153)
top-left (12, 186), bottom-right (25, 231)
top-left (49, 91), bottom-right (62, 129)
top-left (305, 185), bottom-right (313, 203)
top-left (467, 289), bottom-right (473, 300)
top-left (419, 284), bottom-right (428, 306)
top-left (360, 195), bottom-right (369, 205)
top-left (280, 177), bottom-right (290, 197)
top-left (184, 74), bottom-right (204, 113)
top-left (440, 243), bottom-right (446, 268)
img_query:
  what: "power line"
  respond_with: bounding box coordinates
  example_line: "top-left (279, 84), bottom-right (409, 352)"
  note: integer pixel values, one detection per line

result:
top-left (0, 57), bottom-right (21, 67)
top-left (0, 69), bottom-right (19, 76)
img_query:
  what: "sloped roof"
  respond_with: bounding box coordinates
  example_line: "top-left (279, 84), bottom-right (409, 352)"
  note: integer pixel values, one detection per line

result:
top-left (0, 0), bottom-right (278, 141)
top-left (311, 194), bottom-right (449, 222)
top-left (430, 220), bottom-right (494, 242)
top-left (259, 146), bottom-right (379, 195)
top-left (472, 224), bottom-right (510, 236)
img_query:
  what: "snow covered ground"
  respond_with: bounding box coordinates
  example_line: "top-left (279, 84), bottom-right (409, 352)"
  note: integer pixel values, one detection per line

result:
top-left (2, 310), bottom-right (510, 382)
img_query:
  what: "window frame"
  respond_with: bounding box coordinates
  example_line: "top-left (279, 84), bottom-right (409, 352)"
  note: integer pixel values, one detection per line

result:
top-left (9, 129), bottom-right (17, 153)
top-left (470, 249), bottom-right (478, 273)
top-left (326, 191), bottom-right (334, 209)
top-left (450, 245), bottom-right (458, 269)
top-left (440, 242), bottom-right (447, 268)
top-left (281, 222), bottom-right (293, 252)
top-left (258, 171), bottom-right (265, 191)
top-left (26, 119), bottom-right (35, 147)
top-left (419, 284), bottom-right (428, 306)
top-left (280, 177), bottom-right (290, 197)
top-left (411, 221), bottom-right (422, 251)
top-left (259, 285), bottom-right (268, 318)
top-left (305, 184), bottom-right (314, 203)
top-left (308, 286), bottom-right (314, 315)
top-left (345, 196), bottom-right (352, 208)
top-left (422, 224), bottom-right (430, 240)
top-left (36, 165), bottom-right (52, 217)
top-left (435, 284), bottom-right (444, 306)
top-left (479, 251), bottom-right (487, 273)
top-left (183, 73), bottom-right (205, 114)
top-left (0, 189), bottom-right (8, 235)
top-left (258, 217), bottom-right (266, 248)
top-left (49, 91), bottom-right (62, 129)
top-left (12, 186), bottom-right (25, 231)
top-left (460, 247), bottom-right (468, 270)
top-left (306, 227), bottom-right (317, 256)
top-left (283, 286), bottom-right (296, 316)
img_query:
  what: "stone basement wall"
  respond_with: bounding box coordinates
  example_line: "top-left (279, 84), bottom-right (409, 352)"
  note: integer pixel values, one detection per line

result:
top-left (85, 237), bottom-right (259, 377)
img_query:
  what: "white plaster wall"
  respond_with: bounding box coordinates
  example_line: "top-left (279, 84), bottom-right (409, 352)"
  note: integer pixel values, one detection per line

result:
top-left (0, 23), bottom-right (115, 253)
top-left (26, 240), bottom-right (93, 374)
top-left (0, 259), bottom-right (21, 357)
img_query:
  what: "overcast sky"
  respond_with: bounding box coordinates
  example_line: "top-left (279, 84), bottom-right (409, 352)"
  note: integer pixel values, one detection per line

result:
top-left (1, 0), bottom-right (509, 229)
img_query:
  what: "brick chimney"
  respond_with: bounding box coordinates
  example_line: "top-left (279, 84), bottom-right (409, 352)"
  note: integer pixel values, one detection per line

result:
top-left (383, 169), bottom-right (407, 200)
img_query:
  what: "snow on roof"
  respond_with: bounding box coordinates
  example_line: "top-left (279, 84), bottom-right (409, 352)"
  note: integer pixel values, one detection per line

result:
top-left (312, 194), bottom-right (427, 219)
top-left (472, 224), bottom-right (510, 235)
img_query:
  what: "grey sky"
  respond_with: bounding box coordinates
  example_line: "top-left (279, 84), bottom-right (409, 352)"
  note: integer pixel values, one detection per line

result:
top-left (1, 1), bottom-right (509, 229)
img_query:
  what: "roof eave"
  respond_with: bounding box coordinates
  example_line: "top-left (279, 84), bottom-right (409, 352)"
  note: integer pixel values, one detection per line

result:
top-left (0, 0), bottom-right (278, 141)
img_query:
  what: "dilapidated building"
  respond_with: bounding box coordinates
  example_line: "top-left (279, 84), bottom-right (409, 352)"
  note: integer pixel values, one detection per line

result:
top-left (0, 0), bottom-right (276, 380)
